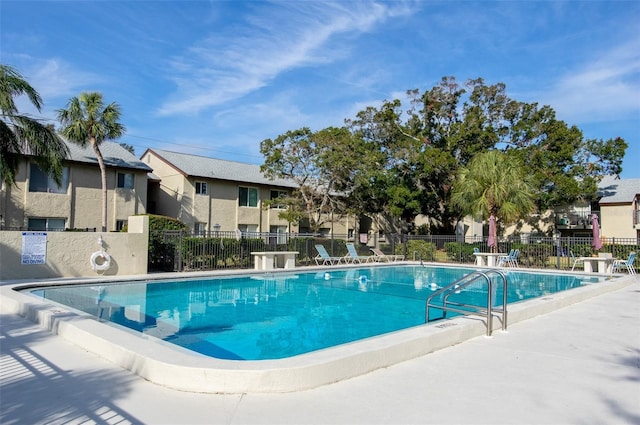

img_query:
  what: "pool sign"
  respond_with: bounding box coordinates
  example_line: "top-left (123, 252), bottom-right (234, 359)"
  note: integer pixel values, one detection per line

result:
top-left (21, 232), bottom-right (47, 265)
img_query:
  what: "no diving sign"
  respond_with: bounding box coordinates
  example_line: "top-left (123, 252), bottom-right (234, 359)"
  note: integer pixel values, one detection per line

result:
top-left (21, 232), bottom-right (47, 265)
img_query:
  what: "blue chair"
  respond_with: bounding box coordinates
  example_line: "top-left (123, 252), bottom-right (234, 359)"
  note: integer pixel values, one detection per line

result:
top-left (612, 252), bottom-right (636, 275)
top-left (498, 249), bottom-right (519, 268)
top-left (314, 245), bottom-right (343, 266)
top-left (497, 249), bottom-right (514, 267)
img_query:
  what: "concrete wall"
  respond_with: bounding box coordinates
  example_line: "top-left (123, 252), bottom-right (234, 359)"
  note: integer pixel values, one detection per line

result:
top-left (0, 215), bottom-right (149, 281)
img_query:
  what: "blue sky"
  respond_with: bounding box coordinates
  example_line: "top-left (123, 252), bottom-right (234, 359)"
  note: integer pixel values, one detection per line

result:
top-left (2, 0), bottom-right (639, 178)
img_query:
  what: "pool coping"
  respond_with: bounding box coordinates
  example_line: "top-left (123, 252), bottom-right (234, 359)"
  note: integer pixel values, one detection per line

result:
top-left (1, 263), bottom-right (636, 394)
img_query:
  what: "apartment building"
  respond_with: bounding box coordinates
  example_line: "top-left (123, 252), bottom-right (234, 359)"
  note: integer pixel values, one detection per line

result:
top-left (140, 149), bottom-right (300, 235)
top-left (0, 141), bottom-right (151, 231)
top-left (597, 175), bottom-right (640, 239)
top-left (555, 175), bottom-right (639, 239)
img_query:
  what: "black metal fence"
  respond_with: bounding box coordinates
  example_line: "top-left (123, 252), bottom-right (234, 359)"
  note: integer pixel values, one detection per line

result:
top-left (148, 230), bottom-right (639, 273)
top-left (148, 230), bottom-right (402, 272)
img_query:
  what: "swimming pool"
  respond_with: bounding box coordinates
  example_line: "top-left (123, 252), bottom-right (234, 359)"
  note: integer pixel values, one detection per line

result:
top-left (27, 265), bottom-right (604, 361)
top-left (4, 263), bottom-right (632, 393)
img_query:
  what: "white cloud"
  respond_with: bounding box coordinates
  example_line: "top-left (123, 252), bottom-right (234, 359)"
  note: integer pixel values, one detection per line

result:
top-left (10, 57), bottom-right (101, 121)
top-left (24, 58), bottom-right (100, 101)
top-left (158, 1), bottom-right (416, 116)
top-left (541, 38), bottom-right (640, 124)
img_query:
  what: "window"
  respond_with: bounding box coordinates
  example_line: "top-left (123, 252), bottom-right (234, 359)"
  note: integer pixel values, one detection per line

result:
top-left (270, 190), bottom-right (287, 209)
top-left (29, 164), bottom-right (69, 193)
top-left (194, 222), bottom-right (207, 236)
top-left (195, 181), bottom-right (208, 195)
top-left (117, 172), bottom-right (135, 189)
top-left (115, 220), bottom-right (127, 231)
top-left (28, 218), bottom-right (65, 231)
top-left (239, 187), bottom-right (258, 207)
top-left (269, 225), bottom-right (288, 244)
top-left (238, 224), bottom-right (258, 235)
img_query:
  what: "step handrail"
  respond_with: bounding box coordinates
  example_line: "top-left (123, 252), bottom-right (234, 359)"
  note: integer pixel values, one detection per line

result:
top-left (425, 269), bottom-right (508, 336)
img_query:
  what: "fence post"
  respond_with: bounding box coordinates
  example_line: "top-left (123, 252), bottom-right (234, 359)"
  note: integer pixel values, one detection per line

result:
top-left (178, 230), bottom-right (183, 272)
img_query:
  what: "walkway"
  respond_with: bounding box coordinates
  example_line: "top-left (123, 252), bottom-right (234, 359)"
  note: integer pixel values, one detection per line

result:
top-left (1, 280), bottom-right (639, 424)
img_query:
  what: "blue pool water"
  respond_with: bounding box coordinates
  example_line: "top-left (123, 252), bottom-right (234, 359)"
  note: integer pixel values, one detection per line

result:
top-left (28, 265), bottom-right (604, 360)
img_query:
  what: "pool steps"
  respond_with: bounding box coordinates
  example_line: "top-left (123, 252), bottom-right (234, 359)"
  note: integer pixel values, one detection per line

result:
top-left (426, 269), bottom-right (508, 336)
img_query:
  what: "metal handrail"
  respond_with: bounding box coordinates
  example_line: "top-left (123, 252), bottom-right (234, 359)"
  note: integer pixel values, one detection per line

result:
top-left (425, 269), bottom-right (508, 336)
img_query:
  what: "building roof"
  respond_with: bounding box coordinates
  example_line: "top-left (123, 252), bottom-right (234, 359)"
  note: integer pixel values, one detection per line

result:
top-left (63, 140), bottom-right (153, 172)
top-left (598, 175), bottom-right (640, 204)
top-left (144, 148), bottom-right (298, 189)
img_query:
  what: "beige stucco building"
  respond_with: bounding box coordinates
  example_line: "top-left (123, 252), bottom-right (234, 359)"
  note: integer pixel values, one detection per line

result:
top-left (536, 176), bottom-right (639, 240)
top-left (141, 149), bottom-right (303, 235)
top-left (597, 176), bottom-right (640, 240)
top-left (0, 141), bottom-right (151, 232)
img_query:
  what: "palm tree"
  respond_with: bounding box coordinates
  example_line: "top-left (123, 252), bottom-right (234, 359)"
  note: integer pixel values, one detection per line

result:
top-left (450, 150), bottom-right (535, 252)
top-left (57, 92), bottom-right (125, 232)
top-left (0, 64), bottom-right (68, 186)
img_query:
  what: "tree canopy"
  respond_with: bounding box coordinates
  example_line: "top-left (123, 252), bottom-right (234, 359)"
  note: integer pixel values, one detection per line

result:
top-left (450, 150), bottom-right (536, 247)
top-left (260, 126), bottom-right (366, 232)
top-left (57, 92), bottom-right (126, 231)
top-left (262, 76), bottom-right (627, 235)
top-left (0, 64), bottom-right (68, 186)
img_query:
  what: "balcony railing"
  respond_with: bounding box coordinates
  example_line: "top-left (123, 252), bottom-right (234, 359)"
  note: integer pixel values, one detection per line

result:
top-left (556, 211), bottom-right (600, 228)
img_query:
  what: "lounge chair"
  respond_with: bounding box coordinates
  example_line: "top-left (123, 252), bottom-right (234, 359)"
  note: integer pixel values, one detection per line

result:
top-left (570, 251), bottom-right (584, 271)
top-left (314, 244), bottom-right (343, 266)
top-left (612, 252), bottom-right (636, 275)
top-left (345, 243), bottom-right (375, 263)
top-left (370, 247), bottom-right (405, 262)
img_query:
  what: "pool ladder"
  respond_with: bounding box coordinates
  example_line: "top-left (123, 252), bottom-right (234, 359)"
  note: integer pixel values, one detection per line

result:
top-left (425, 269), bottom-right (508, 336)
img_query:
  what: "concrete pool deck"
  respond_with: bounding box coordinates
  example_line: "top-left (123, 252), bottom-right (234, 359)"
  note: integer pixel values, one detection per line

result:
top-left (1, 269), bottom-right (639, 424)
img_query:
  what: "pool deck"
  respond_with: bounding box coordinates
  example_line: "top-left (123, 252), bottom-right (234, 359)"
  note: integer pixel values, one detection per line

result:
top-left (1, 270), bottom-right (639, 424)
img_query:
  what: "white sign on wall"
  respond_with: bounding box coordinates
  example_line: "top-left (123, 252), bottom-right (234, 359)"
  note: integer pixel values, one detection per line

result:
top-left (21, 232), bottom-right (47, 265)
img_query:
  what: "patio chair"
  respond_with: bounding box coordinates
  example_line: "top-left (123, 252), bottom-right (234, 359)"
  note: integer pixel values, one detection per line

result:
top-left (314, 244), bottom-right (343, 266)
top-left (570, 251), bottom-right (584, 271)
top-left (612, 252), bottom-right (636, 275)
top-left (511, 249), bottom-right (520, 267)
top-left (345, 243), bottom-right (375, 263)
top-left (497, 249), bottom-right (514, 267)
top-left (370, 247), bottom-right (405, 262)
top-left (498, 249), bottom-right (519, 268)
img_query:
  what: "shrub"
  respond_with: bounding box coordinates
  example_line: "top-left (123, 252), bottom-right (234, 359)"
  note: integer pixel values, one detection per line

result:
top-left (142, 214), bottom-right (188, 271)
top-left (403, 240), bottom-right (436, 261)
top-left (181, 236), bottom-right (266, 270)
top-left (444, 243), bottom-right (480, 263)
top-left (511, 242), bottom-right (554, 267)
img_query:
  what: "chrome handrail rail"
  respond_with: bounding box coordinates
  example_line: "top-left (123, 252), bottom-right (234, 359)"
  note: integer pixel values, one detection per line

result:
top-left (425, 269), bottom-right (508, 336)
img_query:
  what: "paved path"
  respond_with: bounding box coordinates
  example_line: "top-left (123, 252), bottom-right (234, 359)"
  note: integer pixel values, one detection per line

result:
top-left (1, 280), bottom-right (639, 425)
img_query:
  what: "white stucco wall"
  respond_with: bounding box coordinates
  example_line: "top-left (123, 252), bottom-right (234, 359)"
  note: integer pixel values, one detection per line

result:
top-left (0, 215), bottom-right (149, 281)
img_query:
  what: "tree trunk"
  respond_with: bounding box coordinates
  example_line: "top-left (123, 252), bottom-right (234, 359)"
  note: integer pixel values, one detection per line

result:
top-left (90, 137), bottom-right (108, 232)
